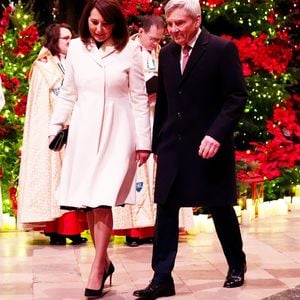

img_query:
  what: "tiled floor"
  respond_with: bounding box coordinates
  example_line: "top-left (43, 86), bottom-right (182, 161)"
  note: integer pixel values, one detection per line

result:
top-left (1, 210), bottom-right (300, 300)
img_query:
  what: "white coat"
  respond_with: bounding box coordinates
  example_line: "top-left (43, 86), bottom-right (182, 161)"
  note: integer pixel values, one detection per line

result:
top-left (49, 38), bottom-right (151, 208)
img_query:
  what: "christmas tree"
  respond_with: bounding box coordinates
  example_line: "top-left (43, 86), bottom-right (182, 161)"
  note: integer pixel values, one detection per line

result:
top-left (0, 4), bottom-right (41, 215)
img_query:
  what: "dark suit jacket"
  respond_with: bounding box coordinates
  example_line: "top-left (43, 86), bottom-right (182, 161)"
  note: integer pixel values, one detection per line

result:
top-left (152, 28), bottom-right (247, 207)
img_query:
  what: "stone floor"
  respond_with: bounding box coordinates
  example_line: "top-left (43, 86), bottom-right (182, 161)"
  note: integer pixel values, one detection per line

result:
top-left (1, 210), bottom-right (300, 300)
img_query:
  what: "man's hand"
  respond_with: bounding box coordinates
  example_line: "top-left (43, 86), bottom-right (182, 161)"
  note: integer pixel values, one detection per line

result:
top-left (198, 135), bottom-right (220, 159)
top-left (136, 150), bottom-right (151, 166)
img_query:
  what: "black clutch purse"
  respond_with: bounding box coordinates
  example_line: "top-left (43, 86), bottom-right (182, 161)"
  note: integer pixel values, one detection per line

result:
top-left (49, 128), bottom-right (68, 151)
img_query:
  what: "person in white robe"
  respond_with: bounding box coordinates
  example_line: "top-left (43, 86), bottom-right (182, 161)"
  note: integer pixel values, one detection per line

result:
top-left (18, 23), bottom-right (88, 245)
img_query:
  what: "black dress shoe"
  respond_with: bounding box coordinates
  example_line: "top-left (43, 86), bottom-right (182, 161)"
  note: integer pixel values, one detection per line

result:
top-left (48, 233), bottom-right (66, 245)
top-left (223, 264), bottom-right (247, 288)
top-left (68, 234), bottom-right (88, 245)
top-left (133, 280), bottom-right (175, 299)
top-left (126, 237), bottom-right (140, 247)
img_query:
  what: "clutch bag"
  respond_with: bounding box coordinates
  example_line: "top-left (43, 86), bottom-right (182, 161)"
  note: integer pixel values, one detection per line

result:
top-left (49, 128), bottom-right (68, 151)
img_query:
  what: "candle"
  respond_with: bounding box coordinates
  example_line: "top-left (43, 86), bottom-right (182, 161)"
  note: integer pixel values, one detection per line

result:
top-left (233, 205), bottom-right (241, 217)
top-left (188, 214), bottom-right (209, 235)
top-left (292, 196), bottom-right (300, 210)
top-left (233, 205), bottom-right (241, 224)
top-left (258, 202), bottom-right (266, 218)
top-left (1, 213), bottom-right (16, 230)
top-left (284, 196), bottom-right (292, 211)
top-left (202, 217), bottom-right (215, 233)
top-left (246, 198), bottom-right (253, 210)
top-left (277, 199), bottom-right (288, 215)
top-left (241, 209), bottom-right (251, 226)
top-left (250, 206), bottom-right (256, 220)
top-left (294, 185), bottom-right (300, 197)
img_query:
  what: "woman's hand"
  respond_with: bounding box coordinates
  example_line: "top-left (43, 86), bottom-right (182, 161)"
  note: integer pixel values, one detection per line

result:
top-left (148, 93), bottom-right (156, 104)
top-left (136, 150), bottom-right (151, 167)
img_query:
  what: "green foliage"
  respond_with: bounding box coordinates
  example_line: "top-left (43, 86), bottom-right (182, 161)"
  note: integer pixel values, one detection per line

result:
top-left (0, 4), bottom-right (41, 214)
top-left (264, 166), bottom-right (300, 200)
top-left (202, 0), bottom-right (284, 37)
top-left (236, 72), bottom-right (296, 147)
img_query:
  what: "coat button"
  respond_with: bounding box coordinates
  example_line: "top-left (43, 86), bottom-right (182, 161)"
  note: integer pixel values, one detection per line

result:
top-left (178, 90), bottom-right (182, 95)
top-left (177, 134), bottom-right (182, 142)
top-left (177, 112), bottom-right (182, 118)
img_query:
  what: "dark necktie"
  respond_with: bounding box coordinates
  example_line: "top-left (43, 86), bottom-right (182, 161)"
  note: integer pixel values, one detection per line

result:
top-left (182, 45), bottom-right (191, 72)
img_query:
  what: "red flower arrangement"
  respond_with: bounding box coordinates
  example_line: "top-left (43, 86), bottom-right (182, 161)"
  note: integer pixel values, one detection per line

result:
top-left (121, 0), bottom-right (153, 17)
top-left (223, 32), bottom-right (293, 76)
top-left (236, 95), bottom-right (300, 181)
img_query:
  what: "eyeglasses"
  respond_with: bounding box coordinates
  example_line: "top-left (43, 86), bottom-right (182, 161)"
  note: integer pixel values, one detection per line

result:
top-left (59, 36), bottom-right (72, 41)
top-left (144, 32), bottom-right (162, 43)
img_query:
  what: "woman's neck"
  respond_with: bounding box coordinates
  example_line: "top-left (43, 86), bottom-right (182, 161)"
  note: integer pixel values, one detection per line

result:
top-left (57, 53), bottom-right (66, 61)
top-left (95, 41), bottom-right (103, 49)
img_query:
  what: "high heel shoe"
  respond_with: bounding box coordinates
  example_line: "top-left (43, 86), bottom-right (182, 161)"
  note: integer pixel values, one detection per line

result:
top-left (101, 261), bottom-right (115, 288)
top-left (84, 287), bottom-right (103, 298)
top-left (84, 262), bottom-right (114, 298)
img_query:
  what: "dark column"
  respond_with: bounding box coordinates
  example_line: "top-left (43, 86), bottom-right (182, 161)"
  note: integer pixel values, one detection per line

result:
top-left (56, 0), bottom-right (85, 34)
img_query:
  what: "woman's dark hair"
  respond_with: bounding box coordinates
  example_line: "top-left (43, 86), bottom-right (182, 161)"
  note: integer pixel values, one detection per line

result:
top-left (43, 23), bottom-right (73, 56)
top-left (78, 0), bottom-right (129, 51)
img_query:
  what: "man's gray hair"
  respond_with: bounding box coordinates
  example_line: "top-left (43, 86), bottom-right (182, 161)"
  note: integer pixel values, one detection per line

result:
top-left (165, 0), bottom-right (201, 18)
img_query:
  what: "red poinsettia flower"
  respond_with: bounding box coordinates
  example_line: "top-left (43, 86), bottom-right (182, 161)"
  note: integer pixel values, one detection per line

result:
top-left (13, 25), bottom-right (40, 56)
top-left (222, 32), bottom-right (293, 75)
top-left (9, 186), bottom-right (18, 216)
top-left (121, 0), bottom-right (153, 17)
top-left (14, 95), bottom-right (28, 116)
top-left (267, 9), bottom-right (276, 24)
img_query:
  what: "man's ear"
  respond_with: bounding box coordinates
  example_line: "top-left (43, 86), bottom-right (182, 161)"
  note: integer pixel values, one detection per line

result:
top-left (195, 14), bottom-right (201, 28)
top-left (138, 28), bottom-right (144, 35)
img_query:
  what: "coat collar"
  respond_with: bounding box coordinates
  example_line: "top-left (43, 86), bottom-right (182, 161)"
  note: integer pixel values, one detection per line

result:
top-left (169, 27), bottom-right (209, 83)
top-left (181, 27), bottom-right (209, 79)
top-left (85, 38), bottom-right (117, 67)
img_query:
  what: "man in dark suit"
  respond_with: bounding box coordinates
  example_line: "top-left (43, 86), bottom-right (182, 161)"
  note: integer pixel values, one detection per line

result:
top-left (133, 0), bottom-right (248, 299)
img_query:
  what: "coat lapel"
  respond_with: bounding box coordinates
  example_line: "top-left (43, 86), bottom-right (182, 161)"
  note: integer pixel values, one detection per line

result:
top-left (180, 28), bottom-right (209, 83)
top-left (169, 43), bottom-right (183, 83)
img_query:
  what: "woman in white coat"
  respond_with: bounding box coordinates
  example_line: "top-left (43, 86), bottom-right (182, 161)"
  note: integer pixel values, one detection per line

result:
top-left (48, 0), bottom-right (151, 298)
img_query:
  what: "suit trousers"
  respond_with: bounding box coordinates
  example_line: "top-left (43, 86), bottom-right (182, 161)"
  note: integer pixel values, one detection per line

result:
top-left (151, 187), bottom-right (245, 283)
